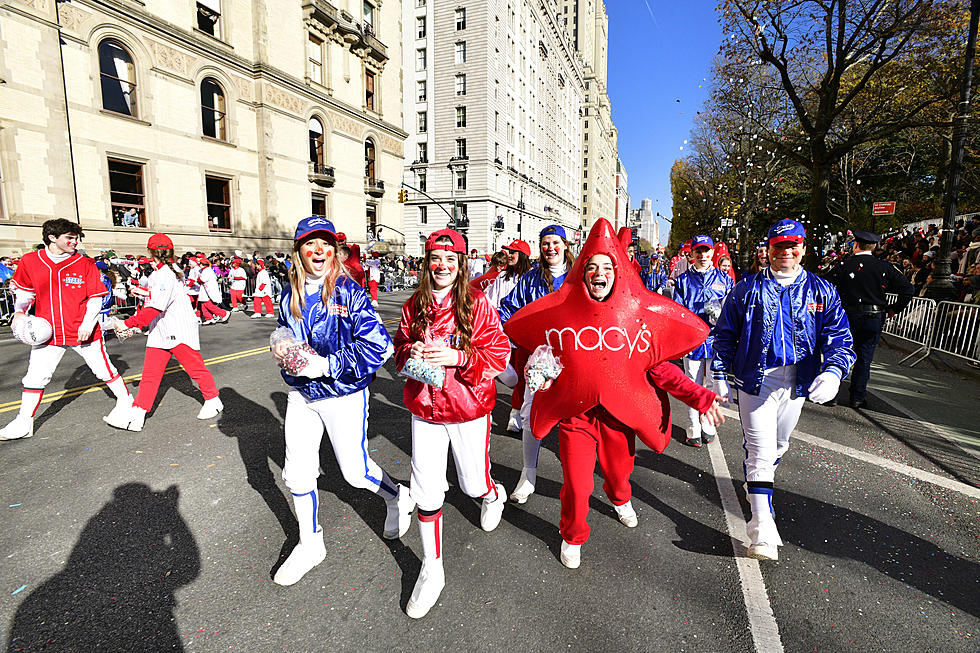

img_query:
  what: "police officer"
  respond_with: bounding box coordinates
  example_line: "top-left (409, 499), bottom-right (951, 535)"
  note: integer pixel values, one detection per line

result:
top-left (825, 230), bottom-right (914, 408)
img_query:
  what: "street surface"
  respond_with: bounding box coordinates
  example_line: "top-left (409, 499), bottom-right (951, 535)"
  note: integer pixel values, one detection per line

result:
top-left (1, 290), bottom-right (977, 652)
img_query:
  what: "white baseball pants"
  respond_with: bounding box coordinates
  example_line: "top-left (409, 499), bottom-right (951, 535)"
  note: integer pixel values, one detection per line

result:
top-left (22, 339), bottom-right (120, 388)
top-left (736, 365), bottom-right (805, 484)
top-left (282, 388), bottom-right (398, 499)
top-left (682, 356), bottom-right (711, 433)
top-left (410, 413), bottom-right (496, 512)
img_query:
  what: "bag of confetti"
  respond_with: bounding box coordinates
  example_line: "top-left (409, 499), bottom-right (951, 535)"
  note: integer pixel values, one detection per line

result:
top-left (110, 317), bottom-right (141, 341)
top-left (704, 298), bottom-right (723, 326)
top-left (524, 344), bottom-right (563, 393)
top-left (400, 356), bottom-right (446, 388)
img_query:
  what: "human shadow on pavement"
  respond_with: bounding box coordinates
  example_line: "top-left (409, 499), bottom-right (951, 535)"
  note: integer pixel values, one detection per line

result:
top-left (5, 483), bottom-right (200, 653)
top-left (33, 355), bottom-right (130, 430)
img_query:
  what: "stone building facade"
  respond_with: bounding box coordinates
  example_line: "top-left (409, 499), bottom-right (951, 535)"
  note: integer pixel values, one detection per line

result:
top-left (399, 0), bottom-right (585, 257)
top-left (0, 0), bottom-right (406, 256)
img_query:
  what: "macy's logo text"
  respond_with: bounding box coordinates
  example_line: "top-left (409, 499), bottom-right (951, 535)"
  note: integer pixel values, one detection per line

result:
top-left (545, 325), bottom-right (652, 357)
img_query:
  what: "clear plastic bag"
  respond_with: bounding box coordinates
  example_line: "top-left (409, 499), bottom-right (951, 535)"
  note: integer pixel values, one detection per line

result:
top-left (269, 327), bottom-right (319, 376)
top-left (524, 344), bottom-right (563, 393)
top-left (704, 298), bottom-right (723, 326)
top-left (110, 317), bottom-right (141, 342)
top-left (400, 357), bottom-right (446, 388)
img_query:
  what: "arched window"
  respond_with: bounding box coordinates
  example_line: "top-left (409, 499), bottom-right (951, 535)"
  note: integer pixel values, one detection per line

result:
top-left (98, 40), bottom-right (138, 117)
top-left (200, 77), bottom-right (227, 140)
top-left (309, 117), bottom-right (324, 167)
top-left (364, 139), bottom-right (376, 181)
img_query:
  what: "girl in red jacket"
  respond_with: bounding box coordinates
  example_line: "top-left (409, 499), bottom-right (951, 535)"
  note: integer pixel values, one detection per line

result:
top-left (394, 228), bottom-right (511, 619)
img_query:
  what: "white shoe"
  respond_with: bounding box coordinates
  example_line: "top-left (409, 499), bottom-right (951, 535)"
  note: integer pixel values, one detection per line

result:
top-left (125, 408), bottom-right (146, 432)
top-left (560, 541), bottom-right (581, 569)
top-left (509, 469), bottom-right (535, 504)
top-left (103, 398), bottom-right (134, 428)
top-left (273, 532), bottom-right (326, 586)
top-left (0, 415), bottom-right (34, 441)
top-left (506, 409), bottom-right (523, 433)
top-left (480, 483), bottom-right (506, 532)
top-left (371, 300), bottom-right (379, 309)
top-left (405, 559), bottom-right (445, 618)
top-left (383, 485), bottom-right (416, 539)
top-left (197, 397), bottom-right (223, 419)
top-left (747, 542), bottom-right (779, 561)
top-left (218, 312), bottom-right (231, 323)
top-left (265, 313), bottom-right (274, 318)
top-left (250, 313), bottom-right (262, 319)
top-left (614, 500), bottom-right (638, 528)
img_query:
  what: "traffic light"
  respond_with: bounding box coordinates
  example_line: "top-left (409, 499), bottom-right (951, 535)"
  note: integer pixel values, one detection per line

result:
top-left (398, 188), bottom-right (408, 203)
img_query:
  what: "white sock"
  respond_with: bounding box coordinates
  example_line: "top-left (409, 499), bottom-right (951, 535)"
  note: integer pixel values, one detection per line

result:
top-left (418, 509), bottom-right (443, 561)
top-left (17, 389), bottom-right (43, 419)
top-left (521, 428), bottom-right (541, 476)
top-left (292, 490), bottom-right (322, 542)
top-left (377, 469), bottom-right (399, 502)
top-left (106, 376), bottom-right (130, 401)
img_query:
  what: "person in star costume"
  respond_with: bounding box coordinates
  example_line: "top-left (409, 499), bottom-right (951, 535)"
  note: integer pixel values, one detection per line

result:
top-left (503, 218), bottom-right (720, 568)
top-left (394, 228), bottom-right (511, 619)
top-left (497, 225), bottom-right (575, 503)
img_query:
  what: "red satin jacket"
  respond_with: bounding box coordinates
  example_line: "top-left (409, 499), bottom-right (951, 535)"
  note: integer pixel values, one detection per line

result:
top-left (395, 289), bottom-right (511, 423)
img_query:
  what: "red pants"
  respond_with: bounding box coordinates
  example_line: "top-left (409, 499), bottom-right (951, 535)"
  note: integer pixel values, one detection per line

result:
top-left (558, 407), bottom-right (635, 545)
top-left (253, 296), bottom-right (273, 315)
top-left (198, 300), bottom-right (227, 321)
top-left (368, 280), bottom-right (379, 302)
top-left (134, 344), bottom-right (219, 412)
top-left (230, 289), bottom-right (244, 309)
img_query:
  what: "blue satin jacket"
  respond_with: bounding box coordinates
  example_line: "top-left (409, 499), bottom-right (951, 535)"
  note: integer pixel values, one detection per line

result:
top-left (278, 276), bottom-right (393, 400)
top-left (673, 266), bottom-right (734, 360)
top-left (497, 264), bottom-right (568, 324)
top-left (644, 270), bottom-right (668, 294)
top-left (711, 267), bottom-right (855, 397)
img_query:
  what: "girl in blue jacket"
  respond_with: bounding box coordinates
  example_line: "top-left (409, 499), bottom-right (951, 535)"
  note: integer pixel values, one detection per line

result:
top-left (269, 216), bottom-right (414, 587)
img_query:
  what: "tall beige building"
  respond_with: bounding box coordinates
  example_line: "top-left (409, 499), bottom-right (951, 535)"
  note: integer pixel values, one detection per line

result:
top-left (0, 0), bottom-right (406, 256)
top-left (400, 0), bottom-right (585, 257)
top-left (559, 0), bottom-right (616, 231)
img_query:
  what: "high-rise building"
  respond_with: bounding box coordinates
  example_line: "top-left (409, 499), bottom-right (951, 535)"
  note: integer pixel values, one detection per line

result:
top-left (0, 0), bottom-right (406, 255)
top-left (614, 158), bottom-right (629, 229)
top-left (637, 198), bottom-right (660, 247)
top-left (400, 0), bottom-right (585, 256)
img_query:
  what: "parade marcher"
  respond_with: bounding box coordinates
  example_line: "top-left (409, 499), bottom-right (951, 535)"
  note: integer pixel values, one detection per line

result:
top-left (644, 254), bottom-right (668, 294)
top-left (498, 225), bottom-right (575, 503)
top-left (109, 234), bottom-right (222, 432)
top-left (712, 241), bottom-right (737, 283)
top-left (470, 251), bottom-right (507, 292)
top-left (672, 235), bottom-right (734, 447)
top-left (229, 258), bottom-right (248, 311)
top-left (185, 256), bottom-right (202, 318)
top-left (824, 230), bottom-right (914, 408)
top-left (394, 228), bottom-right (510, 618)
top-left (712, 219), bottom-right (856, 561)
top-left (364, 251), bottom-right (381, 307)
top-left (1, 219), bottom-right (133, 440)
top-left (344, 243), bottom-right (366, 287)
top-left (270, 216), bottom-right (414, 587)
top-left (467, 248), bottom-right (487, 278)
top-left (251, 259), bottom-right (274, 318)
top-left (196, 255), bottom-right (230, 325)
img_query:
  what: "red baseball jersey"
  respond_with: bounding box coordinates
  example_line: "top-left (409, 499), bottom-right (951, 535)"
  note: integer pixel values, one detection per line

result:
top-left (11, 250), bottom-right (108, 346)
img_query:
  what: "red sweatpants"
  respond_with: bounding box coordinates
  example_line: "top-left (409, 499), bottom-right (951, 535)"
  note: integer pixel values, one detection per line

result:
top-left (134, 344), bottom-right (219, 411)
top-left (253, 296), bottom-right (274, 315)
top-left (558, 406), bottom-right (635, 545)
top-left (368, 279), bottom-right (379, 302)
top-left (230, 289), bottom-right (244, 309)
top-left (198, 300), bottom-right (227, 321)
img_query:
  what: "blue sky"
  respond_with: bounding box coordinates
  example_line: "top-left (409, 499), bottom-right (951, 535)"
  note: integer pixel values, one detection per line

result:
top-left (606, 0), bottom-right (723, 245)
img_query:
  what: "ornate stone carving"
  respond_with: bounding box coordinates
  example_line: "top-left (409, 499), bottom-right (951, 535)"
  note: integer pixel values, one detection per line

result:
top-left (264, 85), bottom-right (305, 115)
top-left (148, 40), bottom-right (192, 77)
top-left (58, 3), bottom-right (89, 32)
top-left (330, 111), bottom-right (361, 138)
top-left (19, 0), bottom-right (49, 12)
top-left (379, 134), bottom-right (402, 156)
top-left (235, 77), bottom-right (252, 101)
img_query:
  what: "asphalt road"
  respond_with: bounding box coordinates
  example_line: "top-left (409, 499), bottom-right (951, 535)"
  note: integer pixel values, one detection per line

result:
top-left (0, 291), bottom-right (977, 652)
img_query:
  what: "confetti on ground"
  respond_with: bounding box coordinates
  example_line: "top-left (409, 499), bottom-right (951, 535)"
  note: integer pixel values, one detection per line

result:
top-left (170, 463), bottom-right (179, 467)
top-left (11, 585), bottom-right (26, 595)
top-left (135, 450), bottom-right (143, 454)
top-left (8, 504), bottom-right (21, 508)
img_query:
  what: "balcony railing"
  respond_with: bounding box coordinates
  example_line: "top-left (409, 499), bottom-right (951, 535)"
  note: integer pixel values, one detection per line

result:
top-left (365, 178), bottom-right (385, 197)
top-left (303, 0), bottom-right (387, 63)
top-left (493, 218), bottom-right (505, 231)
top-left (308, 162), bottom-right (335, 187)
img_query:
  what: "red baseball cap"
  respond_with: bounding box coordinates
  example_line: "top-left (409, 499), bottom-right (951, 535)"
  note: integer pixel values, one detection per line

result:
top-left (425, 229), bottom-right (466, 253)
top-left (336, 232), bottom-right (347, 242)
top-left (147, 233), bottom-right (174, 250)
top-left (503, 239), bottom-right (531, 257)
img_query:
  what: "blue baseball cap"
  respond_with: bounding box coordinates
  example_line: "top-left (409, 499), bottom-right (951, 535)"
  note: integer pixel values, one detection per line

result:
top-left (691, 235), bottom-right (714, 250)
top-left (294, 216), bottom-right (337, 242)
top-left (539, 224), bottom-right (567, 240)
top-left (768, 219), bottom-right (806, 245)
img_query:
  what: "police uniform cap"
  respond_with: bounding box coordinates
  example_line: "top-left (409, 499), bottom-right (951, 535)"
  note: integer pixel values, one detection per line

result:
top-left (852, 230), bottom-right (881, 244)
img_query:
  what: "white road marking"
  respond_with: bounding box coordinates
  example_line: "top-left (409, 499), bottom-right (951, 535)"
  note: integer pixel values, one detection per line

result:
top-left (707, 437), bottom-right (784, 653)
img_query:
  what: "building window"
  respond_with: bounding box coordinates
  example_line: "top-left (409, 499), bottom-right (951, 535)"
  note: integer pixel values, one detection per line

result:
top-left (362, 1), bottom-right (375, 31)
top-left (417, 48), bottom-right (427, 71)
top-left (494, 111), bottom-right (499, 131)
top-left (455, 41), bottom-right (466, 64)
top-left (418, 111), bottom-right (427, 132)
top-left (456, 106), bottom-right (466, 128)
top-left (455, 7), bottom-right (466, 29)
top-left (417, 169), bottom-right (427, 191)
top-left (456, 169), bottom-right (467, 190)
top-left (417, 16), bottom-right (426, 39)
top-left (583, 182), bottom-right (587, 190)
top-left (206, 175), bottom-right (232, 231)
top-left (200, 77), bottom-right (227, 140)
top-left (364, 139), bottom-right (376, 181)
top-left (455, 138), bottom-right (467, 158)
top-left (455, 73), bottom-right (466, 95)
top-left (417, 80), bottom-right (427, 102)
top-left (416, 0), bottom-right (425, 6)
top-left (364, 70), bottom-right (376, 110)
top-left (309, 117), bottom-right (324, 165)
top-left (312, 193), bottom-right (326, 219)
top-left (419, 206), bottom-right (428, 224)
top-left (417, 142), bottom-right (427, 163)
top-left (98, 40), bottom-right (138, 117)
top-left (108, 158), bottom-right (145, 227)
top-left (196, 0), bottom-right (221, 38)
top-left (307, 34), bottom-right (324, 84)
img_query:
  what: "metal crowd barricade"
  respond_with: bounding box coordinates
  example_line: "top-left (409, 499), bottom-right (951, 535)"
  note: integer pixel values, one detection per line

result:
top-left (1, 285), bottom-right (16, 325)
top-left (881, 293), bottom-right (937, 366)
top-left (932, 301), bottom-right (980, 365)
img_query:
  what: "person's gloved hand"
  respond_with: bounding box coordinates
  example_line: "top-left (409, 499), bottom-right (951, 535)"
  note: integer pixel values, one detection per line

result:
top-left (713, 374), bottom-right (730, 402)
top-left (807, 372), bottom-right (840, 404)
top-left (280, 344), bottom-right (330, 379)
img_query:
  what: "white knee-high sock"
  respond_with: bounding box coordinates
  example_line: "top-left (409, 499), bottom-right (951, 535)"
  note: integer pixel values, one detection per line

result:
top-left (292, 491), bottom-right (322, 543)
top-left (418, 509), bottom-right (442, 561)
top-left (521, 429), bottom-right (540, 482)
top-left (17, 389), bottom-right (43, 419)
top-left (376, 469), bottom-right (399, 501)
top-left (106, 376), bottom-right (130, 401)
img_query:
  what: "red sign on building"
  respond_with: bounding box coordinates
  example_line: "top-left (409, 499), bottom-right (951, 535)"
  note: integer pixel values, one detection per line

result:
top-left (872, 201), bottom-right (897, 216)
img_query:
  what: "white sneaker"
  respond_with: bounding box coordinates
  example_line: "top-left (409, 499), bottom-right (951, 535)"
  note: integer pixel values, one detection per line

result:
top-left (383, 485), bottom-right (416, 539)
top-left (509, 469), bottom-right (535, 504)
top-left (614, 500), bottom-right (638, 528)
top-left (250, 313), bottom-right (262, 319)
top-left (103, 398), bottom-right (134, 428)
top-left (700, 417), bottom-right (717, 442)
top-left (218, 312), bottom-right (231, 323)
top-left (125, 408), bottom-right (146, 432)
top-left (371, 300), bottom-right (379, 308)
top-left (747, 542), bottom-right (779, 561)
top-left (506, 409), bottom-right (523, 433)
top-left (560, 541), bottom-right (581, 569)
top-left (405, 559), bottom-right (445, 618)
top-left (197, 397), bottom-right (223, 420)
top-left (480, 483), bottom-right (506, 532)
top-left (0, 415), bottom-right (34, 441)
top-left (264, 314), bottom-right (274, 318)
top-left (273, 532), bottom-right (326, 586)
